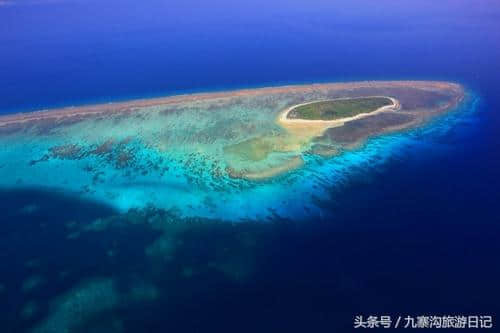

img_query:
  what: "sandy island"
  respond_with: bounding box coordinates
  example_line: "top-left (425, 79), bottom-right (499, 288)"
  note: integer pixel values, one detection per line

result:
top-left (278, 96), bottom-right (401, 138)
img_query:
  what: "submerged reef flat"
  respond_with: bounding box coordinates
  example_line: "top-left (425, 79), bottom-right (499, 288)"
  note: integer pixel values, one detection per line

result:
top-left (0, 81), bottom-right (464, 219)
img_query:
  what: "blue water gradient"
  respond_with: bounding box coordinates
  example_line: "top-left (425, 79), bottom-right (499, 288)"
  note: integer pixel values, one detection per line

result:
top-left (1, 0), bottom-right (498, 113)
top-left (0, 1), bottom-right (499, 332)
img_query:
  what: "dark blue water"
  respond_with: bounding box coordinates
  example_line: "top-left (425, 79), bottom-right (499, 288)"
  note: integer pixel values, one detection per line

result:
top-left (1, 0), bottom-right (500, 332)
top-left (1, 0), bottom-right (499, 113)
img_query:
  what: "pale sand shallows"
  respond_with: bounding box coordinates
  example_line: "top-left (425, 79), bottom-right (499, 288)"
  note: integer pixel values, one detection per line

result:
top-left (225, 97), bottom-right (400, 180)
top-left (0, 80), bottom-right (460, 127)
top-left (226, 156), bottom-right (304, 181)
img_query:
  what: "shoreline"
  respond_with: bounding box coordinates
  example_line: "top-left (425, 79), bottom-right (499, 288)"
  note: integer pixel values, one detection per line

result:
top-left (0, 80), bottom-right (461, 127)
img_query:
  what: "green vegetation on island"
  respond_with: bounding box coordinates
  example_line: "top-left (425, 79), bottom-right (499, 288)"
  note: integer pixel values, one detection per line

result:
top-left (288, 97), bottom-right (393, 120)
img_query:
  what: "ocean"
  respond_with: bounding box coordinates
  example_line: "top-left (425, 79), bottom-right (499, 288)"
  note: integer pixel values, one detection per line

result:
top-left (1, 0), bottom-right (499, 332)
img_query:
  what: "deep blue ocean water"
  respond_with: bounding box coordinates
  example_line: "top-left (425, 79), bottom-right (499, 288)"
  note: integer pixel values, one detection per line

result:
top-left (1, 0), bottom-right (500, 332)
